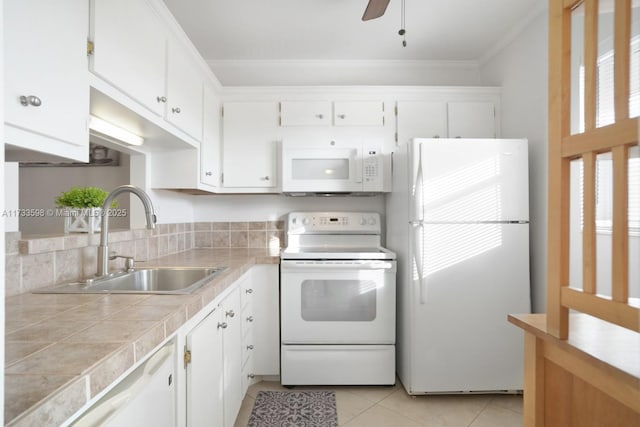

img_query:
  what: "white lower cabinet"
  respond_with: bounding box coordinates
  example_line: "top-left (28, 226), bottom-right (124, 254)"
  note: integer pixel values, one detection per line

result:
top-left (71, 265), bottom-right (280, 427)
top-left (221, 286), bottom-right (243, 427)
top-left (185, 306), bottom-right (224, 427)
top-left (185, 284), bottom-right (242, 427)
top-left (251, 265), bottom-right (280, 376)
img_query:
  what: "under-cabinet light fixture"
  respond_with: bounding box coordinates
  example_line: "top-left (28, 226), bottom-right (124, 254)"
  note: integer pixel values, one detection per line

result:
top-left (89, 115), bottom-right (145, 146)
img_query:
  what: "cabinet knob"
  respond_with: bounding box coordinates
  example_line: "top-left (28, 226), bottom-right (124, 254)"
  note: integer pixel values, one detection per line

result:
top-left (337, 114), bottom-right (346, 119)
top-left (226, 310), bottom-right (235, 318)
top-left (315, 114), bottom-right (324, 119)
top-left (19, 95), bottom-right (42, 107)
top-left (247, 345), bottom-right (254, 350)
top-left (245, 288), bottom-right (253, 294)
top-left (247, 374), bottom-right (255, 379)
top-left (205, 171), bottom-right (213, 176)
top-left (247, 316), bottom-right (254, 322)
top-left (157, 96), bottom-right (167, 103)
top-left (260, 176), bottom-right (270, 181)
top-left (217, 322), bottom-right (228, 329)
top-left (172, 107), bottom-right (181, 114)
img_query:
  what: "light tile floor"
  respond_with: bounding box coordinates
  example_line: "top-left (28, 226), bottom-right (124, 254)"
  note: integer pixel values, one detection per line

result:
top-left (234, 380), bottom-right (523, 427)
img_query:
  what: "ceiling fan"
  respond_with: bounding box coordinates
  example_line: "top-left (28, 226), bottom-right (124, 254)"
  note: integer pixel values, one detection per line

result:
top-left (362, 0), bottom-right (391, 21)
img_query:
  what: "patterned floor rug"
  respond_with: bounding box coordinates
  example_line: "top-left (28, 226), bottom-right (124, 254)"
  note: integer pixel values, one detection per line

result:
top-left (247, 390), bottom-right (338, 427)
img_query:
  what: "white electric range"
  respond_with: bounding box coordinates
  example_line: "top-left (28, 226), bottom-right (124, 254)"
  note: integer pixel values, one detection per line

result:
top-left (280, 211), bottom-right (397, 386)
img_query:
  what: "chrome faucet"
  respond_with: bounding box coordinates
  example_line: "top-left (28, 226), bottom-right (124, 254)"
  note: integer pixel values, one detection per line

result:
top-left (96, 185), bottom-right (156, 277)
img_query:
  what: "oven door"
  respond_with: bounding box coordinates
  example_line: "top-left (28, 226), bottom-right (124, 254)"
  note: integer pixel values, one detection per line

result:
top-left (280, 260), bottom-right (396, 344)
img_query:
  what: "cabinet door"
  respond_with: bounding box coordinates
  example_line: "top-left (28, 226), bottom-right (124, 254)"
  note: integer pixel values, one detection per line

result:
top-left (396, 101), bottom-right (448, 145)
top-left (447, 101), bottom-right (496, 138)
top-left (91, 0), bottom-right (166, 116)
top-left (186, 308), bottom-right (224, 427)
top-left (334, 101), bottom-right (384, 126)
top-left (4, 0), bottom-right (89, 157)
top-left (280, 101), bottom-right (331, 126)
top-left (222, 287), bottom-right (243, 427)
top-left (251, 265), bottom-right (280, 375)
top-left (222, 102), bottom-right (279, 188)
top-left (166, 38), bottom-right (203, 140)
top-left (201, 84), bottom-right (221, 187)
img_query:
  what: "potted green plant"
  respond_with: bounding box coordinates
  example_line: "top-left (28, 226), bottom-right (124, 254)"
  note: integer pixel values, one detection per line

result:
top-left (55, 186), bottom-right (117, 234)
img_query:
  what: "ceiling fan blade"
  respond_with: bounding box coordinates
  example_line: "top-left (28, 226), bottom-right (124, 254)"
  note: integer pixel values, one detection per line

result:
top-left (362, 0), bottom-right (390, 21)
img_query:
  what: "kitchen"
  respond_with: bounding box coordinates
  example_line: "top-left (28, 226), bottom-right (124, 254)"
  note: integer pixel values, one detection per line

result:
top-left (2, 0), bottom-right (639, 426)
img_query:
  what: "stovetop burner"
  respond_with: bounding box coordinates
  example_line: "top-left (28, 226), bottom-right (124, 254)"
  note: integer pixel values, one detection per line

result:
top-left (281, 211), bottom-right (395, 261)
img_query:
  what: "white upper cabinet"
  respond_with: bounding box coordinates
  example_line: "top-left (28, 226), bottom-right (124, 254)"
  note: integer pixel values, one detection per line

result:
top-left (90, 0), bottom-right (167, 117)
top-left (201, 84), bottom-right (221, 188)
top-left (396, 101), bottom-right (448, 144)
top-left (222, 102), bottom-right (279, 189)
top-left (334, 101), bottom-right (384, 126)
top-left (396, 99), bottom-right (497, 145)
top-left (166, 37), bottom-right (204, 140)
top-left (280, 101), bottom-right (332, 126)
top-left (280, 101), bottom-right (384, 127)
top-left (447, 101), bottom-right (496, 138)
top-left (4, 0), bottom-right (89, 161)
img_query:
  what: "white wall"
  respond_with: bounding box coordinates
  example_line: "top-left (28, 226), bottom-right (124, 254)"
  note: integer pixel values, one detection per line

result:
top-left (193, 194), bottom-right (385, 222)
top-left (479, 9), bottom-right (549, 312)
top-left (209, 60), bottom-right (482, 86)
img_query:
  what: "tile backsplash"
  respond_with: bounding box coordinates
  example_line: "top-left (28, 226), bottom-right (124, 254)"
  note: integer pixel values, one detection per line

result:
top-left (5, 221), bottom-right (284, 297)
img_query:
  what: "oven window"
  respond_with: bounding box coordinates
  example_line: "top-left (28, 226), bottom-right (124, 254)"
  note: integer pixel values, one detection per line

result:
top-left (301, 279), bottom-right (376, 321)
top-left (291, 159), bottom-right (349, 180)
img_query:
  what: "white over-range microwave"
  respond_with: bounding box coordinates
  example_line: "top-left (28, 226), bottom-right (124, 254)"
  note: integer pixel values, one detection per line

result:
top-left (281, 140), bottom-right (388, 195)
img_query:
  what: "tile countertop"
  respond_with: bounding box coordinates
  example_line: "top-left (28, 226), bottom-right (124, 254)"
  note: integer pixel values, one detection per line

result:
top-left (4, 248), bottom-right (280, 427)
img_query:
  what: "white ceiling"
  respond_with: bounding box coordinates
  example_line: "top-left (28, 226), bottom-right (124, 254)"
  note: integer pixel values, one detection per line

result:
top-left (163, 0), bottom-right (546, 62)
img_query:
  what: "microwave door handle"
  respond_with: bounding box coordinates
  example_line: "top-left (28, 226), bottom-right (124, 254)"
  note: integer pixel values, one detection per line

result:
top-left (353, 148), bottom-right (363, 183)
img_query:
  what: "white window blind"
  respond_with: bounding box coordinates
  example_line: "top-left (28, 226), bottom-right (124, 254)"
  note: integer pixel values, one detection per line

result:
top-left (577, 36), bottom-right (640, 233)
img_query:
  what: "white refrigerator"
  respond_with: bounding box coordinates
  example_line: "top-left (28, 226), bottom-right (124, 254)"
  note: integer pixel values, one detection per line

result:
top-left (386, 138), bottom-right (531, 394)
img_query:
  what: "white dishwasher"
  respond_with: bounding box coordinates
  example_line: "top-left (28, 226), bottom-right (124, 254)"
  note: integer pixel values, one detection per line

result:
top-left (70, 340), bottom-right (176, 426)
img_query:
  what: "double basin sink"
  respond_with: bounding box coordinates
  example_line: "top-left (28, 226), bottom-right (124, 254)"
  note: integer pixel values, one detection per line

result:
top-left (35, 267), bottom-right (227, 295)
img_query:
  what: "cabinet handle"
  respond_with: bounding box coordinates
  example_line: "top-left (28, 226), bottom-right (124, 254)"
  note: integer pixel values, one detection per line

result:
top-left (434, 134), bottom-right (440, 138)
top-left (245, 289), bottom-right (253, 294)
top-left (217, 322), bottom-right (228, 329)
top-left (157, 96), bottom-right (167, 103)
top-left (172, 107), bottom-right (181, 114)
top-left (247, 374), bottom-right (255, 379)
top-left (205, 171), bottom-right (213, 176)
top-left (247, 345), bottom-right (254, 350)
top-left (337, 114), bottom-right (346, 119)
top-left (260, 176), bottom-right (270, 181)
top-left (226, 310), bottom-right (235, 318)
top-left (315, 114), bottom-right (324, 119)
top-left (246, 316), bottom-right (254, 322)
top-left (19, 95), bottom-right (42, 107)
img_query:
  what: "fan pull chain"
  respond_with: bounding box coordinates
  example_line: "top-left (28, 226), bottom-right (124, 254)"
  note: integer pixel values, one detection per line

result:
top-left (398, 0), bottom-right (407, 47)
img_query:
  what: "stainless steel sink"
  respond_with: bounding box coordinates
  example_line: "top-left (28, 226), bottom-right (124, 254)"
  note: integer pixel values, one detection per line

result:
top-left (33, 267), bottom-right (227, 295)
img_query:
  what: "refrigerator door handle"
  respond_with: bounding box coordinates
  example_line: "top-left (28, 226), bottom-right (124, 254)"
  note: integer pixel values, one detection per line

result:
top-left (410, 221), bottom-right (427, 304)
top-left (411, 143), bottom-right (425, 223)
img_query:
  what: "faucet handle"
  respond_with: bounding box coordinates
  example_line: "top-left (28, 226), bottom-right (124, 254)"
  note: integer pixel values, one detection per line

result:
top-left (109, 254), bottom-right (136, 272)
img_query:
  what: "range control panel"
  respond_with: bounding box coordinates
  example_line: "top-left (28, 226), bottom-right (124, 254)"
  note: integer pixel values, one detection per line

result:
top-left (287, 211), bottom-right (381, 234)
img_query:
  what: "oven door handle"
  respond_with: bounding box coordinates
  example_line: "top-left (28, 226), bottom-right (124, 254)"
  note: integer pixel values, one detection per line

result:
top-left (280, 261), bottom-right (396, 270)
